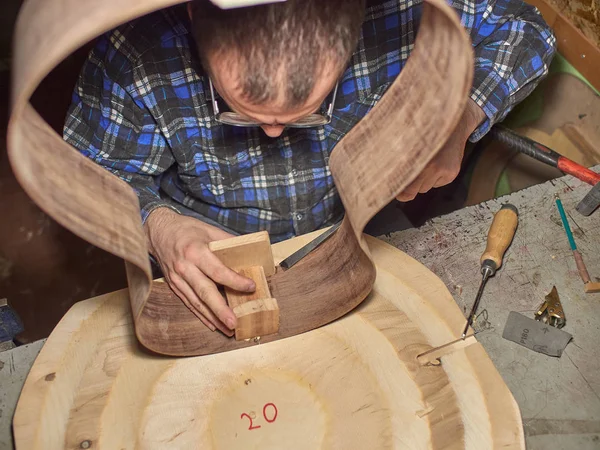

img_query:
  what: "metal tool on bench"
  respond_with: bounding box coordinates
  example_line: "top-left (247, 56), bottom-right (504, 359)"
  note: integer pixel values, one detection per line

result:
top-left (490, 125), bottom-right (600, 216)
top-left (462, 204), bottom-right (519, 339)
top-left (279, 221), bottom-right (341, 270)
top-left (503, 281), bottom-right (571, 357)
top-left (576, 181), bottom-right (600, 216)
top-left (535, 286), bottom-right (565, 328)
top-left (555, 194), bottom-right (600, 293)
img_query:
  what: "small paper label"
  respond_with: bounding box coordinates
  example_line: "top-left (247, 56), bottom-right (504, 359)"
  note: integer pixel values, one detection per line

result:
top-left (502, 311), bottom-right (572, 357)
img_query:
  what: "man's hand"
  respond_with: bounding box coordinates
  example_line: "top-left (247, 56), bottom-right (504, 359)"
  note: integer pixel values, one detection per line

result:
top-left (144, 208), bottom-right (256, 335)
top-left (396, 99), bottom-right (486, 202)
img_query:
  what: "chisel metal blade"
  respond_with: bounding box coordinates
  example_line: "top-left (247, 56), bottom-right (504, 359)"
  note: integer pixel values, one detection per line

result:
top-left (576, 182), bottom-right (600, 216)
top-left (279, 222), bottom-right (341, 270)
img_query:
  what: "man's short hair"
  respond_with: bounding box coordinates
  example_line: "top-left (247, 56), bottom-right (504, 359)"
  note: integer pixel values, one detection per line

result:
top-left (190, 0), bottom-right (366, 108)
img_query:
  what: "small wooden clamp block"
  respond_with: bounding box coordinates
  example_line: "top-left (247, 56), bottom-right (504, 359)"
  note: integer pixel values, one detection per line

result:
top-left (584, 282), bottom-right (600, 294)
top-left (208, 231), bottom-right (279, 341)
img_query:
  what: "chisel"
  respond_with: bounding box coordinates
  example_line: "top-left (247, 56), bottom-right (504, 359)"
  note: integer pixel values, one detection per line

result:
top-left (462, 204), bottom-right (519, 339)
top-left (576, 182), bottom-right (600, 216)
top-left (555, 194), bottom-right (600, 293)
top-left (279, 221), bottom-right (341, 270)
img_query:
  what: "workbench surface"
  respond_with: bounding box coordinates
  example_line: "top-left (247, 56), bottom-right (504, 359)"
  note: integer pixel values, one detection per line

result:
top-left (1, 172), bottom-right (599, 450)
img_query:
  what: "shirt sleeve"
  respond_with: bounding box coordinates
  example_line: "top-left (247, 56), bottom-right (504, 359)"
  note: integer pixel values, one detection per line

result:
top-left (63, 34), bottom-right (179, 224)
top-left (449, 0), bottom-right (557, 141)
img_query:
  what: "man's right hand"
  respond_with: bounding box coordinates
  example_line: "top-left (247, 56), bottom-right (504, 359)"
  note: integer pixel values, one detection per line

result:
top-left (144, 208), bottom-right (256, 335)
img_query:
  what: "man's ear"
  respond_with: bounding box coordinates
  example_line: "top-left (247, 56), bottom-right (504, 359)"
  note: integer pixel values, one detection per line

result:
top-left (187, 2), bottom-right (193, 21)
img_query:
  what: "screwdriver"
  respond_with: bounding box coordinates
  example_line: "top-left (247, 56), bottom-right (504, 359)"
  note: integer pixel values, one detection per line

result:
top-left (461, 204), bottom-right (519, 339)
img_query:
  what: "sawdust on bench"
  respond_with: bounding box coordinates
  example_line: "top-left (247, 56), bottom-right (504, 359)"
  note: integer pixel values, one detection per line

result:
top-left (549, 0), bottom-right (600, 47)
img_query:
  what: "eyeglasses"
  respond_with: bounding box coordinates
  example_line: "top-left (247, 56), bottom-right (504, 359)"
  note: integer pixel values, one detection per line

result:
top-left (208, 78), bottom-right (338, 128)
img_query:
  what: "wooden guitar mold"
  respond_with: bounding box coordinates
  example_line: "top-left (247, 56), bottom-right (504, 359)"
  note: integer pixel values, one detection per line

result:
top-left (12, 232), bottom-right (525, 449)
top-left (8, 0), bottom-right (473, 356)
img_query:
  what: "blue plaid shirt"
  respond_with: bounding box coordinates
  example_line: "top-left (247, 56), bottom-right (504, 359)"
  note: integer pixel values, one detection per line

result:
top-left (63, 0), bottom-right (555, 242)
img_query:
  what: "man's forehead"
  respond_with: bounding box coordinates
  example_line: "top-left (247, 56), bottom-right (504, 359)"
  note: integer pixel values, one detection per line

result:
top-left (210, 0), bottom-right (286, 9)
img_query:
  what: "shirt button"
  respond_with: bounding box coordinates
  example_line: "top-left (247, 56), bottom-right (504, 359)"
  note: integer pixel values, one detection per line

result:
top-left (295, 213), bottom-right (303, 221)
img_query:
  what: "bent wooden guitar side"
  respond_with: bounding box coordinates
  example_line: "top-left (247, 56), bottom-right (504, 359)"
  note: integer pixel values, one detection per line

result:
top-left (8, 0), bottom-right (472, 356)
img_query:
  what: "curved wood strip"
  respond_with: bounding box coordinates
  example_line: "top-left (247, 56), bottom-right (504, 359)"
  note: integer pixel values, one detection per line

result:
top-left (8, 0), bottom-right (473, 356)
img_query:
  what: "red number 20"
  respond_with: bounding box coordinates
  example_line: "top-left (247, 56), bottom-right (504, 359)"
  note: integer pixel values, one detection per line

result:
top-left (241, 403), bottom-right (278, 430)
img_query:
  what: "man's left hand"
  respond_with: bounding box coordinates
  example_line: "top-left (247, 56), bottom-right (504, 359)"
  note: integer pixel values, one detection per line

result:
top-left (396, 99), bottom-right (486, 202)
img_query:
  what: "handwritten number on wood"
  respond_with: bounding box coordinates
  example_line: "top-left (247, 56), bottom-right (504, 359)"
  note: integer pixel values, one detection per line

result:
top-left (240, 413), bottom-right (262, 430)
top-left (263, 403), bottom-right (278, 423)
top-left (241, 403), bottom-right (278, 430)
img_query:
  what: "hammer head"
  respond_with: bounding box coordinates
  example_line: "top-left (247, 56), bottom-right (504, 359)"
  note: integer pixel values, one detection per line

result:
top-left (576, 182), bottom-right (600, 216)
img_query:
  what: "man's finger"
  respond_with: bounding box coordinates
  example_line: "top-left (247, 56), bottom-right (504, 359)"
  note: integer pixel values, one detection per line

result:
top-left (169, 272), bottom-right (233, 335)
top-left (201, 251), bottom-right (256, 292)
top-left (397, 176), bottom-right (424, 202)
top-left (418, 180), bottom-right (436, 194)
top-left (169, 282), bottom-right (217, 332)
top-left (396, 185), bottom-right (420, 202)
top-left (396, 191), bottom-right (417, 202)
top-left (433, 175), bottom-right (448, 188)
top-left (184, 269), bottom-right (238, 331)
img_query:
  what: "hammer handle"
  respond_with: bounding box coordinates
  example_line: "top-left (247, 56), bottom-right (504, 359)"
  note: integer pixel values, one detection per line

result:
top-left (490, 125), bottom-right (600, 186)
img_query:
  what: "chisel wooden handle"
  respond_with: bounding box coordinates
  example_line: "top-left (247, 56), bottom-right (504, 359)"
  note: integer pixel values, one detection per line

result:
top-left (480, 204), bottom-right (518, 272)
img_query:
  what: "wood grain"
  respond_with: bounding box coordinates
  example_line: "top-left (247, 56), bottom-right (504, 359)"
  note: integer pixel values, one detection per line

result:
top-left (209, 231), bottom-right (276, 276)
top-left (527, 0), bottom-right (600, 92)
top-left (7, 0), bottom-right (473, 357)
top-left (13, 236), bottom-right (525, 449)
top-left (225, 266), bottom-right (272, 310)
top-left (225, 266), bottom-right (279, 340)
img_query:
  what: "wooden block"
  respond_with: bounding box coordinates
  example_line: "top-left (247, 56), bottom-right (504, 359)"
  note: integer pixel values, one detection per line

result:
top-left (584, 282), bottom-right (600, 294)
top-left (209, 231), bottom-right (275, 276)
top-left (225, 266), bottom-right (279, 340)
top-left (209, 233), bottom-right (279, 339)
top-left (526, 0), bottom-right (600, 92)
top-left (232, 298), bottom-right (279, 341)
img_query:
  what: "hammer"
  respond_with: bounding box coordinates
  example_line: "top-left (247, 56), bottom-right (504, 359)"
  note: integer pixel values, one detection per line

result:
top-left (489, 125), bottom-right (600, 216)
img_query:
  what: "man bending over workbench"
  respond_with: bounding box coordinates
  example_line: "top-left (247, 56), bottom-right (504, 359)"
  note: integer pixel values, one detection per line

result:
top-left (63, 0), bottom-right (555, 334)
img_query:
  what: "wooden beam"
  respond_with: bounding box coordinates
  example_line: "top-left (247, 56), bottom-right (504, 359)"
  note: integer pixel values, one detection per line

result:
top-left (527, 0), bottom-right (600, 92)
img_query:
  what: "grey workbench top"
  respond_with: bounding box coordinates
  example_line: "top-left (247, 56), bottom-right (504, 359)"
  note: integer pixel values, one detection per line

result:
top-left (381, 174), bottom-right (600, 450)
top-left (2, 172), bottom-right (599, 450)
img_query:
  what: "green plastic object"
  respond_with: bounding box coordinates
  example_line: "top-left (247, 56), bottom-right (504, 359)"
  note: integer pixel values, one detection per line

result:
top-left (550, 54), bottom-right (599, 95)
top-left (555, 196), bottom-right (577, 251)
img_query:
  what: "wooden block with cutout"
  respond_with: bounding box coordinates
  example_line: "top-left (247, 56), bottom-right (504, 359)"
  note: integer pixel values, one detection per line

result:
top-left (225, 266), bottom-right (279, 340)
top-left (208, 231), bottom-right (275, 276)
top-left (209, 231), bottom-right (279, 340)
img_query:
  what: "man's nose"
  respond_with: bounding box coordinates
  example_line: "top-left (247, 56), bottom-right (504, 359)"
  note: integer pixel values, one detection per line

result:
top-left (261, 125), bottom-right (285, 138)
